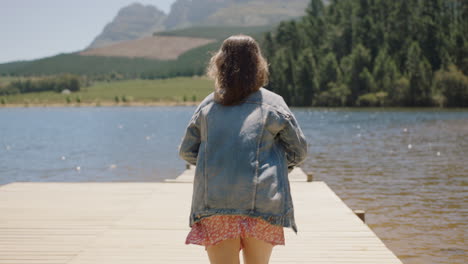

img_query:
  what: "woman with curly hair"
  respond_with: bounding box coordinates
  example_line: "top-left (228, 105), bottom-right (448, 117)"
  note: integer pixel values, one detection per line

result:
top-left (179, 34), bottom-right (308, 264)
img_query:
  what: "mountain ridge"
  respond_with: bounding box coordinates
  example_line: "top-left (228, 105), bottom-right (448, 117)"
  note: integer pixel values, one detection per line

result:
top-left (88, 0), bottom-right (309, 49)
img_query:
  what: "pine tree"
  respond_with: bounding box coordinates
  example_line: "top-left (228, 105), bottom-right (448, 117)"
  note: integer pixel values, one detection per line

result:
top-left (373, 48), bottom-right (399, 94)
top-left (303, 0), bottom-right (326, 50)
top-left (418, 0), bottom-right (445, 70)
top-left (406, 42), bottom-right (433, 106)
top-left (294, 48), bottom-right (320, 106)
top-left (263, 32), bottom-right (275, 59)
top-left (341, 44), bottom-right (372, 105)
top-left (320, 52), bottom-right (341, 91)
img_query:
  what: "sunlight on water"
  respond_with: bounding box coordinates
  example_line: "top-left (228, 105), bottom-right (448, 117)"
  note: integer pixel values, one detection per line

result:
top-left (295, 108), bottom-right (467, 264)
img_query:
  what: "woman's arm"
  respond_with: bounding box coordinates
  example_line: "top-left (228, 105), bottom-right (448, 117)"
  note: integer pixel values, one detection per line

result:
top-left (178, 93), bottom-right (214, 166)
top-left (178, 110), bottom-right (201, 166)
top-left (277, 106), bottom-right (308, 169)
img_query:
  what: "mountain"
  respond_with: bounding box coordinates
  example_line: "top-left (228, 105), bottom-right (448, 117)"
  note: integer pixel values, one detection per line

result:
top-left (88, 0), bottom-right (310, 49)
top-left (88, 3), bottom-right (167, 49)
top-left (165, 0), bottom-right (310, 29)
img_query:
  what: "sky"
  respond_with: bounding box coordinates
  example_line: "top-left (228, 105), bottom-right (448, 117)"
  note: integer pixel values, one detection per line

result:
top-left (0, 0), bottom-right (177, 63)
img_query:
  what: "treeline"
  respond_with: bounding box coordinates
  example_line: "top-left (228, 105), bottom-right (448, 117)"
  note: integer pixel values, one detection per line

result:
top-left (263, 0), bottom-right (468, 107)
top-left (0, 74), bottom-right (82, 95)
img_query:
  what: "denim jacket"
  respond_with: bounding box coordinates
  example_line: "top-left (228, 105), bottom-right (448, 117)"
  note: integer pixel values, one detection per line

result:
top-left (178, 87), bottom-right (307, 233)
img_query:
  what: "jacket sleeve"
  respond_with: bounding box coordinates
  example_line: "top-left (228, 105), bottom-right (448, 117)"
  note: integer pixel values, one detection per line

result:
top-left (277, 105), bottom-right (308, 170)
top-left (178, 109), bottom-right (202, 166)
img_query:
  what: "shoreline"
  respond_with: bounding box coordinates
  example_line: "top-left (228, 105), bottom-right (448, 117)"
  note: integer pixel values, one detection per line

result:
top-left (1, 102), bottom-right (466, 110)
top-left (0, 101), bottom-right (201, 108)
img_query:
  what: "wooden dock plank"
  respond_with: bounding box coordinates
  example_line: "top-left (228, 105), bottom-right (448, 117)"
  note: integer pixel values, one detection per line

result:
top-left (0, 168), bottom-right (402, 263)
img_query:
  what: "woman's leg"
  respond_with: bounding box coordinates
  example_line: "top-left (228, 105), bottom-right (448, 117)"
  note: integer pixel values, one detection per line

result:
top-left (241, 237), bottom-right (274, 264)
top-left (206, 238), bottom-right (241, 264)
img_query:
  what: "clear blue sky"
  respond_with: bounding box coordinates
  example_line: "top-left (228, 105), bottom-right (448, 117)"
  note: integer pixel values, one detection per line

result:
top-left (0, 0), bottom-right (176, 63)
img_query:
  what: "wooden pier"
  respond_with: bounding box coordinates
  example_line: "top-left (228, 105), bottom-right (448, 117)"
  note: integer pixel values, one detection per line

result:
top-left (0, 167), bottom-right (402, 263)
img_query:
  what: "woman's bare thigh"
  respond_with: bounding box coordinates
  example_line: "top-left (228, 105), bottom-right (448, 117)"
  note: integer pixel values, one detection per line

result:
top-left (241, 237), bottom-right (274, 264)
top-left (206, 238), bottom-right (241, 264)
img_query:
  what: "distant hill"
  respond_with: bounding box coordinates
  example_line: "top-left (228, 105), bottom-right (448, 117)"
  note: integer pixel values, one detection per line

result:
top-left (0, 26), bottom-right (272, 78)
top-left (88, 0), bottom-right (309, 49)
top-left (88, 3), bottom-right (167, 49)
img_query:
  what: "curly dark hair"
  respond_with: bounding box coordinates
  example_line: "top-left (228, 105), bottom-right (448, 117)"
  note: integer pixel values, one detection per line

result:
top-left (207, 35), bottom-right (269, 106)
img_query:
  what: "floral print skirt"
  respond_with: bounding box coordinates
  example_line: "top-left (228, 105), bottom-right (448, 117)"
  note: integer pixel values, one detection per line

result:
top-left (185, 214), bottom-right (285, 251)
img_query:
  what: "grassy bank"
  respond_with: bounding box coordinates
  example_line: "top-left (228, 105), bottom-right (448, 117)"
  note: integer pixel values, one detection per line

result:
top-left (0, 77), bottom-right (214, 106)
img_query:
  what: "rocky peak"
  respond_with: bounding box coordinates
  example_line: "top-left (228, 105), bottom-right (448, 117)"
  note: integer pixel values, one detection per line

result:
top-left (87, 3), bottom-right (167, 49)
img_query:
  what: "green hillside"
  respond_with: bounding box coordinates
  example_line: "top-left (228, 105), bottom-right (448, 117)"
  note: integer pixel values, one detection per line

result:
top-left (0, 61), bottom-right (30, 75)
top-left (0, 42), bottom-right (216, 78)
top-left (0, 25), bottom-right (272, 79)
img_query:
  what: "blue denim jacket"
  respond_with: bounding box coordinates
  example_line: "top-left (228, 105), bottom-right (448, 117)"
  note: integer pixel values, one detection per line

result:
top-left (178, 87), bottom-right (307, 233)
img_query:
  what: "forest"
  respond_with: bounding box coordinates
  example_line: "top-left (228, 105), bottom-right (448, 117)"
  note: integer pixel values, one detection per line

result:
top-left (262, 0), bottom-right (468, 107)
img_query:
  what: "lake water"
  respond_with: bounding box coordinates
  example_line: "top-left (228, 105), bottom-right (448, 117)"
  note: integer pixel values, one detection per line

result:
top-left (0, 106), bottom-right (466, 264)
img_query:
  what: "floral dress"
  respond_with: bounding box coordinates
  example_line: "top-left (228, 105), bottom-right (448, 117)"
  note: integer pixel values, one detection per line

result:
top-left (185, 214), bottom-right (285, 251)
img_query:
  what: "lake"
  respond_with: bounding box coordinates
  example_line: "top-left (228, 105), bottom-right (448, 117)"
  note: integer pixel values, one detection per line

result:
top-left (0, 106), bottom-right (466, 264)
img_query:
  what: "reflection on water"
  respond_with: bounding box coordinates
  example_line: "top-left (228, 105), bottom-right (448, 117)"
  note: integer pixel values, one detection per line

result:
top-left (0, 106), bottom-right (467, 264)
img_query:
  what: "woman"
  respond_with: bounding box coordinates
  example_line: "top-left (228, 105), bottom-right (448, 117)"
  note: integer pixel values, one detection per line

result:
top-left (178, 34), bottom-right (307, 264)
